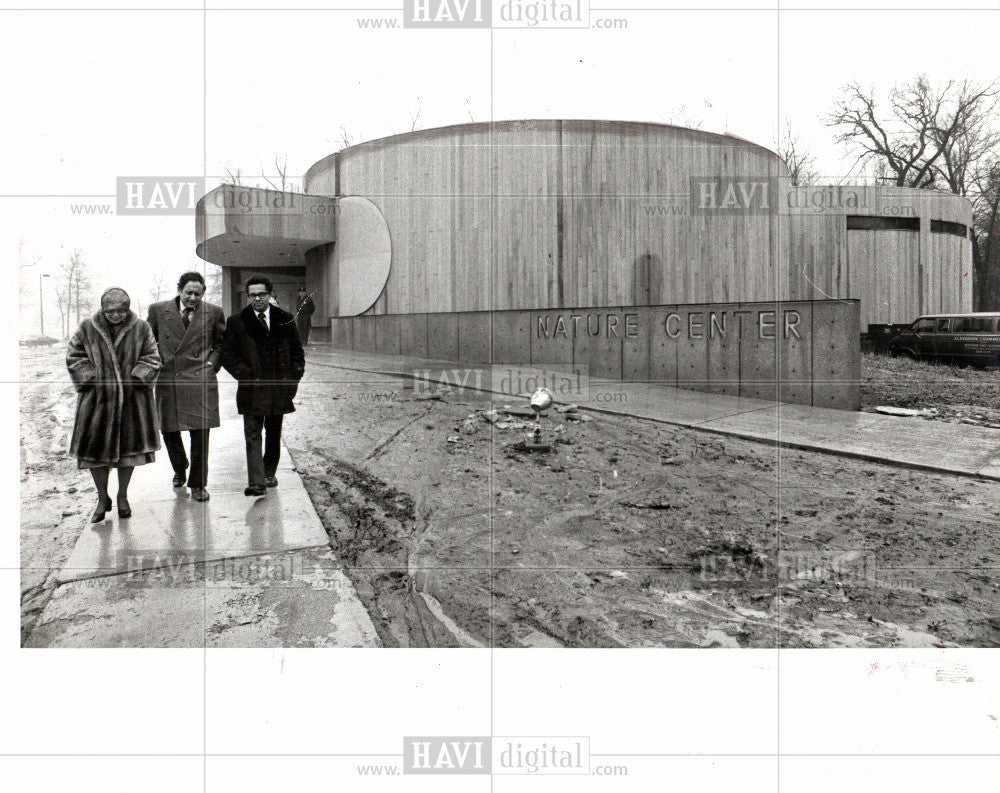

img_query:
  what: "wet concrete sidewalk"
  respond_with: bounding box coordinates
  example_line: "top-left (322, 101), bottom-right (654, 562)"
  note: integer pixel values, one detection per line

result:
top-left (306, 346), bottom-right (1000, 481)
top-left (27, 385), bottom-right (380, 647)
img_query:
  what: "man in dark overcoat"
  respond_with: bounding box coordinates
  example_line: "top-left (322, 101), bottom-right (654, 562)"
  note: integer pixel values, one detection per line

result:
top-left (294, 286), bottom-right (316, 345)
top-left (147, 271), bottom-right (226, 502)
top-left (220, 274), bottom-right (305, 497)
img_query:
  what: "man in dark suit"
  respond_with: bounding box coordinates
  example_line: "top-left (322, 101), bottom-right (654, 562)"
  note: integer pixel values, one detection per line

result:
top-left (294, 286), bottom-right (316, 345)
top-left (147, 271), bottom-right (226, 502)
top-left (220, 274), bottom-right (305, 497)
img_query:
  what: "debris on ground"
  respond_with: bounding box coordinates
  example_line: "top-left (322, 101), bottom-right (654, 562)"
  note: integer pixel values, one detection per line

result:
top-left (862, 353), bottom-right (998, 428)
top-left (874, 406), bottom-right (933, 417)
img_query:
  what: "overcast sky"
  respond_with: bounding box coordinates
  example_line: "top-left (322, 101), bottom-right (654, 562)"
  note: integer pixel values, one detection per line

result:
top-left (4, 4), bottom-right (998, 338)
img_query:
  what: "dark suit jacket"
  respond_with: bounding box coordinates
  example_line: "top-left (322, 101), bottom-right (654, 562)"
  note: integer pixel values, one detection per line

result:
top-left (220, 304), bottom-right (305, 416)
top-left (295, 294), bottom-right (316, 335)
top-left (147, 298), bottom-right (226, 431)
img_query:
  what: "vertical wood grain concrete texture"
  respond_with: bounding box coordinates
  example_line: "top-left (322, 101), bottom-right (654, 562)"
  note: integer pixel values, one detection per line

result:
top-left (647, 306), bottom-right (679, 385)
top-left (529, 310), bottom-right (573, 365)
top-left (782, 184), bottom-right (972, 327)
top-left (399, 313), bottom-right (429, 358)
top-left (491, 311), bottom-right (531, 365)
top-left (571, 310), bottom-right (625, 380)
top-left (327, 121), bottom-right (793, 316)
top-left (458, 312), bottom-right (491, 364)
top-left (352, 315), bottom-right (376, 354)
top-left (778, 302), bottom-right (812, 406)
top-left (374, 314), bottom-right (401, 356)
top-left (622, 305), bottom-right (654, 382)
top-left (330, 317), bottom-right (351, 349)
top-left (738, 303), bottom-right (778, 403)
top-left (811, 301), bottom-right (861, 410)
top-left (676, 309), bottom-right (709, 392)
top-left (702, 304), bottom-right (741, 396)
top-left (225, 122), bottom-right (975, 331)
top-left (320, 300), bottom-right (859, 409)
top-left (427, 313), bottom-right (459, 362)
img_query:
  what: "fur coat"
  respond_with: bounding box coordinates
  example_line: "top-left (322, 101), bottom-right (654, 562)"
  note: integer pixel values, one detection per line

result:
top-left (66, 310), bottom-right (162, 463)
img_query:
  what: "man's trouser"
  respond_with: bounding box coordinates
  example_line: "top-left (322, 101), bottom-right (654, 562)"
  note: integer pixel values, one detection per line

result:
top-left (163, 429), bottom-right (210, 489)
top-left (297, 318), bottom-right (311, 345)
top-left (243, 414), bottom-right (284, 487)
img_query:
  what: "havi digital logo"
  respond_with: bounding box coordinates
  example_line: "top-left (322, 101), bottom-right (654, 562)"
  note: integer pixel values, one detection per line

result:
top-left (403, 0), bottom-right (491, 28)
top-left (403, 736), bottom-right (491, 774)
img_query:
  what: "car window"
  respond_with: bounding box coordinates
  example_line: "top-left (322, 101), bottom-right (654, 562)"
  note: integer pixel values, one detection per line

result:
top-left (969, 317), bottom-right (999, 332)
top-left (951, 317), bottom-right (971, 333)
top-left (912, 318), bottom-right (934, 332)
top-left (935, 318), bottom-right (951, 333)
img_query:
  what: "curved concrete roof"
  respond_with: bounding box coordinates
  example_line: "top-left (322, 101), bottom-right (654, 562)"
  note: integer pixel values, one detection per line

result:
top-left (304, 119), bottom-right (783, 189)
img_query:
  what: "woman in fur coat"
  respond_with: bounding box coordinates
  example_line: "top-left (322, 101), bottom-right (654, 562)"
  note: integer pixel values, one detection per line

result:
top-left (66, 287), bottom-right (162, 522)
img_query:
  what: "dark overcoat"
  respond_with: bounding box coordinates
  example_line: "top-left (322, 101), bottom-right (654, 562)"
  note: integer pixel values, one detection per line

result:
top-left (220, 304), bottom-right (305, 416)
top-left (66, 310), bottom-right (162, 464)
top-left (295, 294), bottom-right (316, 338)
top-left (147, 298), bottom-right (226, 432)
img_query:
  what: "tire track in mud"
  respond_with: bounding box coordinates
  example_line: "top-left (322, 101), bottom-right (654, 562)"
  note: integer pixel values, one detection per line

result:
top-left (297, 449), bottom-right (475, 647)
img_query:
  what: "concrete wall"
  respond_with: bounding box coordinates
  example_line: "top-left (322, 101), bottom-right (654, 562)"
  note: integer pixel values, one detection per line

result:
top-left (779, 184), bottom-right (973, 327)
top-left (300, 122), bottom-right (973, 329)
top-left (329, 299), bottom-right (861, 410)
top-left (307, 120), bottom-right (784, 314)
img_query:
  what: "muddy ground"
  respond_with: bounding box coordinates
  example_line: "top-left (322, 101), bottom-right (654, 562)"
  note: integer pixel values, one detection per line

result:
top-left (21, 344), bottom-right (1000, 647)
top-left (861, 352), bottom-right (999, 428)
top-left (19, 345), bottom-right (95, 639)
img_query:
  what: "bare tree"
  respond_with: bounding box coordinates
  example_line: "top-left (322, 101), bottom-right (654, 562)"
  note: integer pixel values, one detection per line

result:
top-left (204, 266), bottom-right (223, 305)
top-left (17, 237), bottom-right (42, 318)
top-left (260, 153), bottom-right (289, 191)
top-left (224, 164), bottom-right (245, 185)
top-left (55, 249), bottom-right (92, 337)
top-left (824, 76), bottom-right (1000, 187)
top-left (777, 119), bottom-right (818, 186)
top-left (148, 267), bottom-right (168, 305)
top-left (825, 75), bottom-right (1000, 309)
top-left (338, 125), bottom-right (353, 149)
top-left (972, 161), bottom-right (1000, 310)
top-left (665, 105), bottom-right (702, 130)
top-left (408, 99), bottom-right (423, 132)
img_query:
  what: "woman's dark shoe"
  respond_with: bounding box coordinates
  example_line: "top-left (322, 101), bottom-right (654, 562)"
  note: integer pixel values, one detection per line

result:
top-left (172, 473), bottom-right (186, 488)
top-left (91, 496), bottom-right (112, 523)
top-left (117, 497), bottom-right (132, 518)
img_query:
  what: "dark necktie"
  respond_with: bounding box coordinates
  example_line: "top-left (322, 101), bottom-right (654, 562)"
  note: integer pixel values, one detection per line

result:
top-left (182, 307), bottom-right (193, 328)
top-left (257, 311), bottom-right (268, 333)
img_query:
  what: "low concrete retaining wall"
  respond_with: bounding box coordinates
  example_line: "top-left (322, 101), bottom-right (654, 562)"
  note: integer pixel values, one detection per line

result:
top-left (330, 299), bottom-right (861, 410)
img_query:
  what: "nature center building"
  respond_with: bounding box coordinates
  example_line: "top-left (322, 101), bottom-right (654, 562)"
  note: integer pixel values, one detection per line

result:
top-left (195, 120), bottom-right (974, 409)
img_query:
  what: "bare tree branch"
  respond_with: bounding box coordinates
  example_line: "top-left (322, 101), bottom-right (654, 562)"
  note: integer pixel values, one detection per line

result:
top-left (777, 119), bottom-right (818, 186)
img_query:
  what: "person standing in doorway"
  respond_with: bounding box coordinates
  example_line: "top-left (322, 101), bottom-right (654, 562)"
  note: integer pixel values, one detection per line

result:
top-left (220, 274), bottom-right (305, 497)
top-left (295, 286), bottom-right (316, 345)
top-left (147, 271), bottom-right (226, 502)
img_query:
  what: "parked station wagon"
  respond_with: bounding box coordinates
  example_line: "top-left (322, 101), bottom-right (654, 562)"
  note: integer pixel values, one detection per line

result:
top-left (888, 312), bottom-right (1000, 367)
